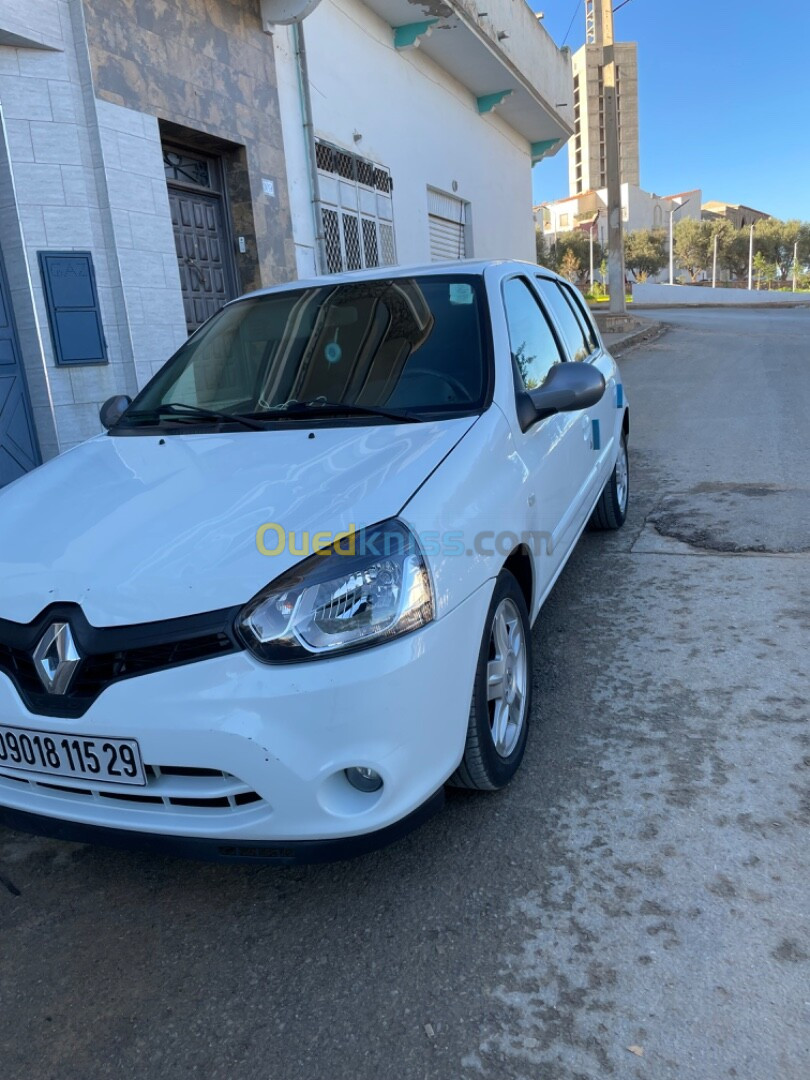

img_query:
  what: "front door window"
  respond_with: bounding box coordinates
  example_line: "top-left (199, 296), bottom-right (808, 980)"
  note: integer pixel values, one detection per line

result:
top-left (502, 276), bottom-right (563, 391)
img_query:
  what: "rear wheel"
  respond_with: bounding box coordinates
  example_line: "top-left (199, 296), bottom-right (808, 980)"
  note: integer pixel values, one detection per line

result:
top-left (451, 571), bottom-right (532, 791)
top-left (590, 432), bottom-right (629, 530)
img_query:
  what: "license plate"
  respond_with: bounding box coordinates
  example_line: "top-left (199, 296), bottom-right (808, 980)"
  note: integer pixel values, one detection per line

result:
top-left (0, 725), bottom-right (145, 786)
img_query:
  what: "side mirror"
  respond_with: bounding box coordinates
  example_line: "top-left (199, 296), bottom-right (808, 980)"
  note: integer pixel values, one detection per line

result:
top-left (99, 395), bottom-right (132, 430)
top-left (516, 362), bottom-right (605, 432)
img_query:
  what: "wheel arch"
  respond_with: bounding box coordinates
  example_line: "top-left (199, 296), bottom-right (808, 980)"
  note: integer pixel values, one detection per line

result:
top-left (622, 406), bottom-right (630, 439)
top-left (502, 544), bottom-right (534, 617)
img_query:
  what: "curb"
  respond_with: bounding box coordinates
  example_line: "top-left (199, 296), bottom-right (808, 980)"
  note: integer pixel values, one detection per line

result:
top-left (605, 321), bottom-right (666, 357)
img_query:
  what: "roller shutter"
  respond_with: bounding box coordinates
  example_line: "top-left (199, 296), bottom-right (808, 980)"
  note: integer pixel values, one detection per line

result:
top-left (427, 189), bottom-right (467, 262)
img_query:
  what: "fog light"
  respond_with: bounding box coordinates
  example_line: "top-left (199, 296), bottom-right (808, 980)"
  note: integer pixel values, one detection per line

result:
top-left (345, 766), bottom-right (383, 793)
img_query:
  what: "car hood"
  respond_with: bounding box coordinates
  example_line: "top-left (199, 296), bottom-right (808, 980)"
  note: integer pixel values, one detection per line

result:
top-left (0, 419), bottom-right (475, 625)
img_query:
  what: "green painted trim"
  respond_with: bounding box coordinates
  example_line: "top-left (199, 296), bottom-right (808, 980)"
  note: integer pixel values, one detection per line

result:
top-left (477, 90), bottom-right (513, 114)
top-left (531, 138), bottom-right (561, 162)
top-left (393, 20), bottom-right (438, 49)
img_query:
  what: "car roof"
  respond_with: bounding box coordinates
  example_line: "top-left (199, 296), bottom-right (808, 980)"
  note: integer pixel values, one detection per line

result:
top-left (240, 259), bottom-right (564, 299)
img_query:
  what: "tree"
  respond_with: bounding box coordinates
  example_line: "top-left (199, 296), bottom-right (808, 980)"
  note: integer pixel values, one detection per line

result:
top-left (551, 229), bottom-right (602, 284)
top-left (752, 251), bottom-right (776, 289)
top-left (559, 248), bottom-right (581, 283)
top-left (535, 227), bottom-right (551, 268)
top-left (624, 229), bottom-right (668, 281)
top-left (753, 218), bottom-right (810, 282)
top-left (715, 220), bottom-right (749, 280)
top-left (674, 218), bottom-right (713, 282)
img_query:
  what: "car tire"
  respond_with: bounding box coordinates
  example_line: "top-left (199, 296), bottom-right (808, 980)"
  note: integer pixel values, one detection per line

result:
top-left (590, 432), bottom-right (629, 530)
top-left (451, 570), bottom-right (532, 791)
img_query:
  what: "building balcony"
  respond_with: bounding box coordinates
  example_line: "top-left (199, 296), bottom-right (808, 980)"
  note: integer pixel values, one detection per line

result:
top-left (331, 0), bottom-right (574, 160)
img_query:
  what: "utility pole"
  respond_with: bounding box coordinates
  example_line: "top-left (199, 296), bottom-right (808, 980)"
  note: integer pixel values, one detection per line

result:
top-left (793, 240), bottom-right (799, 292)
top-left (589, 218), bottom-right (596, 287)
top-left (748, 224), bottom-right (754, 291)
top-left (668, 198), bottom-right (689, 285)
top-left (712, 231), bottom-right (718, 289)
top-left (597, 0), bottom-right (627, 313)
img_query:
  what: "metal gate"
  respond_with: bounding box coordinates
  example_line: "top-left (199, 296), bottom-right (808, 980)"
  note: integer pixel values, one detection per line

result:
top-left (0, 245), bottom-right (40, 488)
top-left (315, 140), bottom-right (396, 275)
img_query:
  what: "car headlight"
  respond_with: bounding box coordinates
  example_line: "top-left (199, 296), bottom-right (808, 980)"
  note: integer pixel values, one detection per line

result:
top-left (238, 519), bottom-right (434, 663)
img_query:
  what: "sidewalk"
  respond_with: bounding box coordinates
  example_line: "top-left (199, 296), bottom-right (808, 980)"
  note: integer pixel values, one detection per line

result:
top-left (597, 316), bottom-right (666, 356)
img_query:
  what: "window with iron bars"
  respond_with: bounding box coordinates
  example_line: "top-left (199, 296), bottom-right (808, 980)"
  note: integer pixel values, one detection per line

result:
top-left (315, 139), bottom-right (396, 275)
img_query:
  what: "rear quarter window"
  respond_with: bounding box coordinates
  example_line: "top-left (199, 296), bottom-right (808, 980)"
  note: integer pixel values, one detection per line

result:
top-left (534, 277), bottom-right (590, 362)
top-left (558, 281), bottom-right (600, 354)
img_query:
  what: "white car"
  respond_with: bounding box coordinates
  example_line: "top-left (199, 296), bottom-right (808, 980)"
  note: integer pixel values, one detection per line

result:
top-left (0, 261), bottom-right (629, 862)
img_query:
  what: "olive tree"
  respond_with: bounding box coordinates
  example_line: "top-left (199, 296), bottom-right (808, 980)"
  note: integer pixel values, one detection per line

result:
top-left (753, 219), bottom-right (810, 282)
top-left (549, 230), bottom-right (602, 284)
top-left (624, 229), bottom-right (668, 281)
top-left (673, 219), bottom-right (713, 281)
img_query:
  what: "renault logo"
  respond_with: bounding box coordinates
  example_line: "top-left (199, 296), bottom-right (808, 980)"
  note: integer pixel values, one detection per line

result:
top-left (33, 622), bottom-right (82, 695)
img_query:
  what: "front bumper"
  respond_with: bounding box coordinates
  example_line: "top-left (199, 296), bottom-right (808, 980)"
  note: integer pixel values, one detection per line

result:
top-left (0, 790), bottom-right (445, 864)
top-left (0, 581), bottom-right (493, 854)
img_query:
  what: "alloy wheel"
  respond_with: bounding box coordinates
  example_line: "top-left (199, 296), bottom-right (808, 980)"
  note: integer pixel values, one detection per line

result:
top-left (485, 598), bottom-right (529, 758)
top-left (615, 439), bottom-right (629, 514)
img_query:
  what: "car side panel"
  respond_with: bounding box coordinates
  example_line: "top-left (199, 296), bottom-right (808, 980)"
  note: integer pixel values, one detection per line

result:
top-left (400, 405), bottom-right (525, 621)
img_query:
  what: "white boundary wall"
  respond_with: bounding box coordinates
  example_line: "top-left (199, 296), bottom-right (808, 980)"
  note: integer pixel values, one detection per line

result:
top-left (634, 283), bottom-right (810, 306)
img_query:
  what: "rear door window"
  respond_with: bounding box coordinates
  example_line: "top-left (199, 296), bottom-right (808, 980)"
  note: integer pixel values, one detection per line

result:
top-left (558, 281), bottom-right (599, 355)
top-left (533, 278), bottom-right (590, 362)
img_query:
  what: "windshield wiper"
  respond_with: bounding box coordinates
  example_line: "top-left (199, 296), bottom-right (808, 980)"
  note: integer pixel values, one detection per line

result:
top-left (122, 402), bottom-right (270, 431)
top-left (265, 399), bottom-right (423, 424)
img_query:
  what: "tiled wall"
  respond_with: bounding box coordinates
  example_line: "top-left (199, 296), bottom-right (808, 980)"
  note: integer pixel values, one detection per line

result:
top-left (0, 127), bottom-right (57, 461)
top-left (0, 0), bottom-right (130, 451)
top-left (0, 0), bottom-right (284, 458)
top-left (95, 99), bottom-right (188, 389)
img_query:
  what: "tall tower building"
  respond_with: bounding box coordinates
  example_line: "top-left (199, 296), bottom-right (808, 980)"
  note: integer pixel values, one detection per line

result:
top-left (568, 21), bottom-right (639, 196)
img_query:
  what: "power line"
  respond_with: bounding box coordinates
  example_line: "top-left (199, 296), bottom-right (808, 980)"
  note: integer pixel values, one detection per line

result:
top-left (561, 0), bottom-right (581, 46)
top-left (613, 0), bottom-right (636, 13)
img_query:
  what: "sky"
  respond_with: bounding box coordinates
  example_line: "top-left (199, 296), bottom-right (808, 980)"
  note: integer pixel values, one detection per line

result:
top-left (529, 0), bottom-right (810, 220)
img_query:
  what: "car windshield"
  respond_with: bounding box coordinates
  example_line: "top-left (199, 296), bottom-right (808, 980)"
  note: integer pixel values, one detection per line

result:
top-left (120, 275), bottom-right (489, 428)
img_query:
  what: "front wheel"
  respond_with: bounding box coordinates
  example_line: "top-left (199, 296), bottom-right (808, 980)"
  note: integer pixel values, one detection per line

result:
top-left (451, 570), bottom-right (532, 791)
top-left (590, 432), bottom-right (629, 530)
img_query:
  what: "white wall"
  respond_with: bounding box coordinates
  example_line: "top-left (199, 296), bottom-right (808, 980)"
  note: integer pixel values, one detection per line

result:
top-left (634, 283), bottom-right (810, 306)
top-left (274, 0), bottom-right (536, 273)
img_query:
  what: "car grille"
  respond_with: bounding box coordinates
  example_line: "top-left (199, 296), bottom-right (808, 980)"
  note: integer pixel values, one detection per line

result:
top-left (0, 764), bottom-right (264, 812)
top-left (0, 604), bottom-right (243, 718)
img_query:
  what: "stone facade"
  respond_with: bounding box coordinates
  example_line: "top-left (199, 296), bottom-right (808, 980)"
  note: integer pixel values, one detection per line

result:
top-left (0, 0), bottom-right (295, 464)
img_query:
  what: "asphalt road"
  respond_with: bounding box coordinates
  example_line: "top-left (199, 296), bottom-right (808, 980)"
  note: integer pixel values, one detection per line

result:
top-left (2, 308), bottom-right (809, 1080)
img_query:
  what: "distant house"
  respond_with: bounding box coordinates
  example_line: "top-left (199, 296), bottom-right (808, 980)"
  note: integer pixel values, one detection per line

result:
top-left (701, 201), bottom-right (770, 229)
top-left (536, 185), bottom-right (702, 249)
